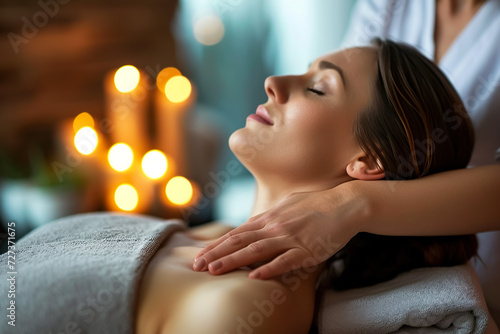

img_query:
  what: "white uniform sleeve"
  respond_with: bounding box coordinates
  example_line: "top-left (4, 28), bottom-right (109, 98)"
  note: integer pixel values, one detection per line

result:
top-left (340, 0), bottom-right (398, 49)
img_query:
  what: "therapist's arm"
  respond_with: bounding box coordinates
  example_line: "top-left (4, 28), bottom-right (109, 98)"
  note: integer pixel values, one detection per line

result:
top-left (363, 164), bottom-right (500, 236)
top-left (194, 165), bottom-right (500, 279)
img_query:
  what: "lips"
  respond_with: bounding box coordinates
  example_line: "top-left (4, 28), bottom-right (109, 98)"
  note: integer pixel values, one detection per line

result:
top-left (247, 105), bottom-right (274, 125)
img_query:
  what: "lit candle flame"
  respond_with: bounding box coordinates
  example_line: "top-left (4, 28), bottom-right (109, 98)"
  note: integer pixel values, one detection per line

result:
top-left (114, 65), bottom-right (140, 93)
top-left (114, 184), bottom-right (138, 211)
top-left (108, 143), bottom-right (134, 172)
top-left (74, 126), bottom-right (98, 155)
top-left (73, 112), bottom-right (95, 133)
top-left (165, 75), bottom-right (192, 103)
top-left (166, 176), bottom-right (193, 205)
top-left (156, 67), bottom-right (181, 93)
top-left (142, 149), bottom-right (168, 179)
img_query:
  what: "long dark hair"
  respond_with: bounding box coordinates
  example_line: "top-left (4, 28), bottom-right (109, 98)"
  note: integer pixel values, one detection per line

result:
top-left (328, 39), bottom-right (477, 290)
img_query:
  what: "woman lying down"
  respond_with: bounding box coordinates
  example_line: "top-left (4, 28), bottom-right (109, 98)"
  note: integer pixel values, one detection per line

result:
top-left (0, 39), bottom-right (478, 334)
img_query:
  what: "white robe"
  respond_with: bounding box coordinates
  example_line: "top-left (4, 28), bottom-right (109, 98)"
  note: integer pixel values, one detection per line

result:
top-left (341, 0), bottom-right (500, 324)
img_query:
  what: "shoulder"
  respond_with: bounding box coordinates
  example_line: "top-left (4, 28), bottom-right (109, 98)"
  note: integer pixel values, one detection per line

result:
top-left (341, 0), bottom-right (400, 48)
top-left (161, 272), bottom-right (317, 334)
top-left (341, 0), bottom-right (431, 49)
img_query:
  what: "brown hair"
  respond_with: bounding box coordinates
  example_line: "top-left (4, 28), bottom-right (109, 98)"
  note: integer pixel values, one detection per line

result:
top-left (328, 39), bottom-right (477, 290)
top-left (355, 39), bottom-right (474, 180)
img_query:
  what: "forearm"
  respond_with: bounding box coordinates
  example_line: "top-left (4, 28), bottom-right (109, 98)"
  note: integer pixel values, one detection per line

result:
top-left (194, 165), bottom-right (499, 278)
top-left (353, 165), bottom-right (500, 236)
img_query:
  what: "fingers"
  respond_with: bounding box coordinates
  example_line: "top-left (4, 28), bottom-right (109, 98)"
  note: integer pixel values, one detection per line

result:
top-left (195, 214), bottom-right (266, 260)
top-left (204, 238), bottom-right (285, 275)
top-left (248, 248), bottom-right (313, 280)
top-left (193, 230), bottom-right (263, 271)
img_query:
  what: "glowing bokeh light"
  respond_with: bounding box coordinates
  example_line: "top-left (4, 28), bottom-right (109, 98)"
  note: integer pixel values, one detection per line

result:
top-left (108, 143), bottom-right (134, 172)
top-left (165, 176), bottom-right (193, 205)
top-left (156, 67), bottom-right (181, 93)
top-left (74, 126), bottom-right (98, 155)
top-left (73, 112), bottom-right (95, 133)
top-left (114, 65), bottom-right (140, 93)
top-left (142, 150), bottom-right (168, 179)
top-left (114, 184), bottom-right (138, 211)
top-left (165, 76), bottom-right (192, 103)
top-left (193, 14), bottom-right (225, 46)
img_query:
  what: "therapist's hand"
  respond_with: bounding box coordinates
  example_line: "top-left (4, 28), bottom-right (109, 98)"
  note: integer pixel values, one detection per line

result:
top-left (192, 181), bottom-right (366, 279)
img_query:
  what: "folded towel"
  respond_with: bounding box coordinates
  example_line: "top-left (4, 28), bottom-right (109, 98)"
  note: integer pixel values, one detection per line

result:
top-left (0, 212), bottom-right (186, 334)
top-left (317, 262), bottom-right (489, 334)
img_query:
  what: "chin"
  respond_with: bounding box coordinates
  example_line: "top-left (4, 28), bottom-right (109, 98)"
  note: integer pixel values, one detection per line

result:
top-left (230, 127), bottom-right (279, 177)
top-left (228, 128), bottom-right (255, 163)
top-left (228, 128), bottom-right (243, 152)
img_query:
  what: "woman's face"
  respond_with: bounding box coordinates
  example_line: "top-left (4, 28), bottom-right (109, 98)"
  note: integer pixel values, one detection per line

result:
top-left (229, 47), bottom-right (378, 187)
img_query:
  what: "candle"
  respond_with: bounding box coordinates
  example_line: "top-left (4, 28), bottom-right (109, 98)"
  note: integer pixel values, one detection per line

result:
top-left (154, 74), bottom-right (196, 177)
top-left (104, 65), bottom-right (149, 156)
top-left (53, 117), bottom-right (108, 213)
top-left (55, 116), bottom-right (109, 174)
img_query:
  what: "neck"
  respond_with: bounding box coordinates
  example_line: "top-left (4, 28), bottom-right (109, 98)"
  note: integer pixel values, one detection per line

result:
top-left (249, 175), bottom-right (352, 217)
top-left (441, 0), bottom-right (485, 13)
top-left (250, 183), bottom-right (289, 217)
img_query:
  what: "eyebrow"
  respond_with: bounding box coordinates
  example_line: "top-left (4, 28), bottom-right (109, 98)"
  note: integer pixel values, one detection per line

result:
top-left (308, 60), bottom-right (346, 87)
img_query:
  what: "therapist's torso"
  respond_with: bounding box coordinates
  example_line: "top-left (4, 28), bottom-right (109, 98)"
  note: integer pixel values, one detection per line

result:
top-left (341, 0), bottom-right (500, 324)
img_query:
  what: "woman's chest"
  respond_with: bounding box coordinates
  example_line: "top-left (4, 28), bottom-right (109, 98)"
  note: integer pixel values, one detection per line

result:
top-left (433, 0), bottom-right (484, 63)
top-left (135, 233), bottom-right (252, 333)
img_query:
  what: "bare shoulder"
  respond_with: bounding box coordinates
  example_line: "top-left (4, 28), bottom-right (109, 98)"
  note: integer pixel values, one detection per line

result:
top-left (160, 270), bottom-right (318, 334)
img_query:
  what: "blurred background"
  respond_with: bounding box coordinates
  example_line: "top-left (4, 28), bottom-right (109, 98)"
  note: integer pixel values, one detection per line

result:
top-left (0, 0), bottom-right (356, 253)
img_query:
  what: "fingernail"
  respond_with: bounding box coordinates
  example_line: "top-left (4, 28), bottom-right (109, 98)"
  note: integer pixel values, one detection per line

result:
top-left (249, 271), bottom-right (261, 279)
top-left (209, 260), bottom-right (222, 272)
top-left (193, 257), bottom-right (206, 271)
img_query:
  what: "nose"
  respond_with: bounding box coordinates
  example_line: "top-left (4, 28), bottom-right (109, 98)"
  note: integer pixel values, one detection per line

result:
top-left (264, 75), bottom-right (290, 104)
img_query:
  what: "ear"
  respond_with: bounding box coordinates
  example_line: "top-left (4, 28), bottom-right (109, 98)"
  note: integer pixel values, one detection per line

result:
top-left (346, 153), bottom-right (385, 180)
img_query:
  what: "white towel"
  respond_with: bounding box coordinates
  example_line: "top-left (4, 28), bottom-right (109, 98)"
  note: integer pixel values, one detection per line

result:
top-left (0, 212), bottom-right (186, 334)
top-left (317, 262), bottom-right (489, 333)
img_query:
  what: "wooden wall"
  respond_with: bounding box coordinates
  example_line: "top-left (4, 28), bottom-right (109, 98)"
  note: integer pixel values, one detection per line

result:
top-left (0, 0), bottom-right (180, 161)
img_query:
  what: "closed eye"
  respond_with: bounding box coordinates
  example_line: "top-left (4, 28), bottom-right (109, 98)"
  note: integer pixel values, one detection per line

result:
top-left (307, 88), bottom-right (325, 96)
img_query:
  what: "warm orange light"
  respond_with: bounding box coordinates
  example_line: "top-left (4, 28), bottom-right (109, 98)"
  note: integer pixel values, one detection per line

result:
top-left (108, 143), bottom-right (134, 172)
top-left (114, 65), bottom-right (140, 93)
top-left (165, 75), bottom-right (192, 103)
top-left (73, 112), bottom-right (95, 133)
top-left (114, 184), bottom-right (138, 211)
top-left (193, 14), bottom-right (225, 46)
top-left (74, 126), bottom-right (98, 155)
top-left (156, 67), bottom-right (182, 93)
top-left (165, 176), bottom-right (193, 205)
top-left (142, 150), bottom-right (168, 179)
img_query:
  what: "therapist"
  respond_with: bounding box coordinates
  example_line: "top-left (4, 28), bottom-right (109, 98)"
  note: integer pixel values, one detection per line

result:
top-left (194, 0), bottom-right (500, 323)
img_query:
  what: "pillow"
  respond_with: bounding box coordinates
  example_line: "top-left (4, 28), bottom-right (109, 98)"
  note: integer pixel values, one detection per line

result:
top-left (316, 262), bottom-right (489, 333)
